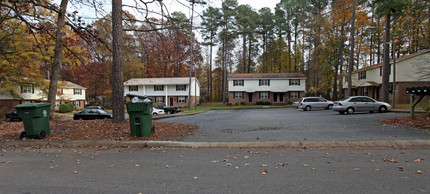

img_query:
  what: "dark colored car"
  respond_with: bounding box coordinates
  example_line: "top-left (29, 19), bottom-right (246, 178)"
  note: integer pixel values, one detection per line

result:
top-left (5, 110), bottom-right (22, 122)
top-left (86, 106), bottom-right (105, 110)
top-left (157, 105), bottom-right (177, 114)
top-left (73, 109), bottom-right (112, 120)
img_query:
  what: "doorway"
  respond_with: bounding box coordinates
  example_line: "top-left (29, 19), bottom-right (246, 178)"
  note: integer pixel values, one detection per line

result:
top-left (170, 97), bottom-right (174, 106)
top-left (248, 93), bottom-right (253, 103)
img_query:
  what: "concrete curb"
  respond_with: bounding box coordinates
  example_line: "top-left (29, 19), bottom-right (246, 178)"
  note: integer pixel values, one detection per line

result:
top-left (2, 140), bottom-right (430, 149)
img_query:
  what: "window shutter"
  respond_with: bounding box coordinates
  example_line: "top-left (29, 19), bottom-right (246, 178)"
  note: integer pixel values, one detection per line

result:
top-left (21, 86), bottom-right (23, 93)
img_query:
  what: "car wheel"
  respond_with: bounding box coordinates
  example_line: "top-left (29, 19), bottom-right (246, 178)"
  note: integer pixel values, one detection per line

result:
top-left (327, 104), bottom-right (333, 110)
top-left (347, 107), bottom-right (354, 114)
top-left (79, 118), bottom-right (84, 120)
top-left (6, 117), bottom-right (11, 122)
top-left (339, 111), bottom-right (345, 115)
top-left (305, 106), bottom-right (311, 111)
top-left (38, 131), bottom-right (46, 139)
top-left (379, 106), bottom-right (387, 113)
top-left (19, 131), bottom-right (26, 139)
top-left (153, 113), bottom-right (157, 116)
top-left (166, 110), bottom-right (171, 114)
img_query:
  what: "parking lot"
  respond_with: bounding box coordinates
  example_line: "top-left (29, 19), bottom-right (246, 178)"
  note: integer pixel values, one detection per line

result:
top-left (160, 108), bottom-right (429, 142)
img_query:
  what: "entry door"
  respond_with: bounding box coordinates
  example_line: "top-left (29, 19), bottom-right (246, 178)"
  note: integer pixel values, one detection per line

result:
top-left (248, 93), bottom-right (253, 103)
top-left (170, 97), bottom-right (174, 106)
top-left (273, 93), bottom-right (278, 102)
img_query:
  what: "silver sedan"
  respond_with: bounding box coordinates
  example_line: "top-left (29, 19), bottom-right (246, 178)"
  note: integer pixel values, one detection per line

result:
top-left (333, 96), bottom-right (391, 114)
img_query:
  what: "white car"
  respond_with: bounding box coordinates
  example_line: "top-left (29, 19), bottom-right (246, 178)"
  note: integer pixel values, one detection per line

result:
top-left (299, 97), bottom-right (333, 111)
top-left (292, 98), bottom-right (304, 108)
top-left (333, 96), bottom-right (391, 114)
top-left (152, 107), bottom-right (165, 115)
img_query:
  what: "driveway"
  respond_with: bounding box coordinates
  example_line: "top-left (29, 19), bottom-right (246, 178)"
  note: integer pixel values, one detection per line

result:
top-left (160, 108), bottom-right (429, 142)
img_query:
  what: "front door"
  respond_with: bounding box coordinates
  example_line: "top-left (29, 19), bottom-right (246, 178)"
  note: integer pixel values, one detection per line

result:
top-left (273, 93), bottom-right (278, 102)
top-left (248, 93), bottom-right (253, 103)
top-left (170, 97), bottom-right (174, 106)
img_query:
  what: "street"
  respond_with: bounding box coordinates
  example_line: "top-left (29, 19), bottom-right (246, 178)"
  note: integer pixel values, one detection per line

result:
top-left (161, 108), bottom-right (428, 142)
top-left (0, 147), bottom-right (429, 193)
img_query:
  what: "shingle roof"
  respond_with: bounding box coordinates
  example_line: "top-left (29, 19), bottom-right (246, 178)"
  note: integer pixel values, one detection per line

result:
top-left (124, 77), bottom-right (198, 85)
top-left (228, 73), bottom-right (306, 79)
top-left (45, 80), bottom-right (86, 89)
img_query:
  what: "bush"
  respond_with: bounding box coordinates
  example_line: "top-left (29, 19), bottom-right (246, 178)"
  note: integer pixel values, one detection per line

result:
top-left (255, 101), bottom-right (272, 105)
top-left (235, 103), bottom-right (239, 106)
top-left (226, 102), bottom-right (232, 106)
top-left (287, 101), bottom-right (293, 105)
top-left (240, 102), bottom-right (245, 105)
top-left (59, 103), bottom-right (74, 113)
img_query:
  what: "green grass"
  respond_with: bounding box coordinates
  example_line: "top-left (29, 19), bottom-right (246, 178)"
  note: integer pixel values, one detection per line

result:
top-left (181, 104), bottom-right (292, 113)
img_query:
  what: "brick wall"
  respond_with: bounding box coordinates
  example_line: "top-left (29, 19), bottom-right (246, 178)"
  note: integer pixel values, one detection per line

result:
top-left (0, 100), bottom-right (19, 115)
top-left (228, 91), bottom-right (304, 105)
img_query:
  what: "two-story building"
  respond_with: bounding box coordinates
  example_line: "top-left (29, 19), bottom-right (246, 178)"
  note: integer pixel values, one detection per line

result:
top-left (345, 49), bottom-right (430, 104)
top-left (227, 73), bottom-right (306, 105)
top-left (0, 80), bottom-right (86, 114)
top-left (124, 77), bottom-right (201, 107)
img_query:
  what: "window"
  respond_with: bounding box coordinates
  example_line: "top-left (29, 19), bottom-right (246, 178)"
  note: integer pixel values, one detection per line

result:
top-left (57, 88), bottom-right (63, 94)
top-left (21, 85), bottom-right (34, 94)
top-left (358, 71), bottom-right (366, 80)
top-left (155, 97), bottom-right (164, 103)
top-left (259, 79), bottom-right (270, 86)
top-left (177, 97), bottom-right (186, 103)
top-left (289, 91), bottom-right (299, 99)
top-left (289, 79), bottom-right (300, 86)
top-left (233, 80), bottom-right (244, 86)
top-left (129, 85), bottom-right (138, 92)
top-left (176, 85), bottom-right (186, 91)
top-left (73, 89), bottom-right (82, 95)
top-left (259, 92), bottom-right (269, 99)
top-left (55, 101), bottom-right (60, 107)
top-left (73, 101), bottom-right (80, 107)
top-left (154, 85), bottom-right (164, 91)
top-left (234, 92), bottom-right (243, 99)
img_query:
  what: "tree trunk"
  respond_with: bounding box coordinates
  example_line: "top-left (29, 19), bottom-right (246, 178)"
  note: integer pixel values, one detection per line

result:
top-left (209, 36), bottom-right (213, 102)
top-left (338, 25), bottom-right (346, 99)
top-left (248, 38), bottom-right (252, 73)
top-left (47, 0), bottom-right (68, 118)
top-left (242, 34), bottom-right (246, 73)
top-left (112, 0), bottom-right (125, 123)
top-left (381, 13), bottom-right (391, 103)
top-left (347, 0), bottom-right (356, 97)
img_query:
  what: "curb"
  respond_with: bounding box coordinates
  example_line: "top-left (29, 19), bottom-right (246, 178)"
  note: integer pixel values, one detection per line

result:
top-left (2, 140), bottom-right (430, 149)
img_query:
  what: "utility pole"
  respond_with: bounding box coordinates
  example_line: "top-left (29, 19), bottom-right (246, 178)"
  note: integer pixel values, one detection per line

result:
top-left (347, 0), bottom-right (356, 97)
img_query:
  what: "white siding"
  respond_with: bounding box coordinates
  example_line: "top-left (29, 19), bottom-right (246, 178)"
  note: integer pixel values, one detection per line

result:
top-left (228, 79), bottom-right (305, 92)
top-left (123, 77), bottom-right (200, 97)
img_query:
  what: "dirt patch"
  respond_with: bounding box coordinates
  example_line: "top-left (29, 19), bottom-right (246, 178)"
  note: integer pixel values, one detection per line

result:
top-left (0, 119), bottom-right (198, 141)
top-left (380, 113), bottom-right (430, 131)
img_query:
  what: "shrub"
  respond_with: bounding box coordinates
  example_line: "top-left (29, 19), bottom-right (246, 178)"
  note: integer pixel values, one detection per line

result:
top-left (287, 101), bottom-right (293, 105)
top-left (255, 101), bottom-right (272, 105)
top-left (240, 102), bottom-right (245, 105)
top-left (226, 102), bottom-right (232, 106)
top-left (235, 103), bottom-right (239, 106)
top-left (59, 103), bottom-right (74, 113)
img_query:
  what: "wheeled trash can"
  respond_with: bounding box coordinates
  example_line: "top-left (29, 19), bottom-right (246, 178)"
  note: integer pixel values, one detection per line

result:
top-left (15, 103), bottom-right (51, 139)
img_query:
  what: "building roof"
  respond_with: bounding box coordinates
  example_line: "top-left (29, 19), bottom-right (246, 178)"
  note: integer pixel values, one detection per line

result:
top-left (355, 49), bottom-right (430, 73)
top-left (57, 80), bottom-right (86, 89)
top-left (228, 73), bottom-right (306, 79)
top-left (124, 77), bottom-right (199, 86)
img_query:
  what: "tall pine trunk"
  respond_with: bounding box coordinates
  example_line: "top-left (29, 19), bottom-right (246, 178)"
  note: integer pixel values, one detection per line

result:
top-left (112, 0), bottom-right (125, 123)
top-left (381, 13), bottom-right (391, 103)
top-left (47, 0), bottom-right (68, 118)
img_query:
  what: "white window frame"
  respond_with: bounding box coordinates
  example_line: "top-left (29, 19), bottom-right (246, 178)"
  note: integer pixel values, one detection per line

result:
top-left (289, 91), bottom-right (299, 99)
top-left (259, 79), bottom-right (270, 86)
top-left (22, 86), bottom-right (33, 93)
top-left (177, 97), bottom-right (186, 103)
top-left (154, 85), bottom-right (164, 91)
top-left (259, 92), bottom-right (269, 99)
top-left (233, 80), bottom-right (244, 86)
top-left (129, 85), bottom-right (138, 92)
top-left (358, 71), bottom-right (366, 80)
top-left (73, 89), bottom-right (82, 95)
top-left (155, 97), bottom-right (164, 103)
top-left (234, 92), bottom-right (243, 99)
top-left (289, 79), bottom-right (300, 86)
top-left (73, 101), bottom-right (80, 107)
top-left (176, 85), bottom-right (186, 91)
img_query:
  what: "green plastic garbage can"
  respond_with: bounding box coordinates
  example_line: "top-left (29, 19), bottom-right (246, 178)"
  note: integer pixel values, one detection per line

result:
top-left (15, 103), bottom-right (51, 139)
top-left (126, 94), bottom-right (154, 137)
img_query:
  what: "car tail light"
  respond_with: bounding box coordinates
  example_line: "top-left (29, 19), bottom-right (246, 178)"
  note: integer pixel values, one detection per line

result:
top-left (300, 102), bottom-right (303, 106)
top-left (338, 103), bottom-right (343, 106)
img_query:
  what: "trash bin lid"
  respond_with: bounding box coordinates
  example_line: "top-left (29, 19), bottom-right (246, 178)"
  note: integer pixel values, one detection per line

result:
top-left (15, 103), bottom-right (51, 109)
top-left (126, 93), bottom-right (153, 101)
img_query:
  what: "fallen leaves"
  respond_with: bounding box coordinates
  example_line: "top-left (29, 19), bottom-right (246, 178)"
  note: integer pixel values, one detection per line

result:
top-left (260, 170), bottom-right (268, 175)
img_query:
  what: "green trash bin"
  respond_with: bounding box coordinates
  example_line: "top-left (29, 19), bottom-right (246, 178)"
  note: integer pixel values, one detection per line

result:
top-left (126, 94), bottom-right (154, 137)
top-left (15, 103), bottom-right (51, 139)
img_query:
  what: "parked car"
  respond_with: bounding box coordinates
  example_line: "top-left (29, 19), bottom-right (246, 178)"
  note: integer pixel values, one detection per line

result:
top-left (157, 105), bottom-right (177, 114)
top-left (86, 106), bottom-right (105, 110)
top-left (333, 96), bottom-right (391, 114)
top-left (152, 107), bottom-right (165, 115)
top-left (299, 97), bottom-right (333, 111)
top-left (73, 109), bottom-right (112, 120)
top-left (5, 110), bottom-right (22, 122)
top-left (292, 98), bottom-right (304, 108)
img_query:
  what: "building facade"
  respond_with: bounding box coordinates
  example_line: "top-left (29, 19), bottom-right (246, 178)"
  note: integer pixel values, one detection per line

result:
top-left (124, 77), bottom-right (201, 107)
top-left (228, 73), bottom-right (306, 105)
top-left (0, 80), bottom-right (86, 114)
top-left (344, 49), bottom-right (430, 105)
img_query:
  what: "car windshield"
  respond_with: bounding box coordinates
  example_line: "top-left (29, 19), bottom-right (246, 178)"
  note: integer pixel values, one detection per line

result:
top-left (98, 110), bottom-right (109, 114)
